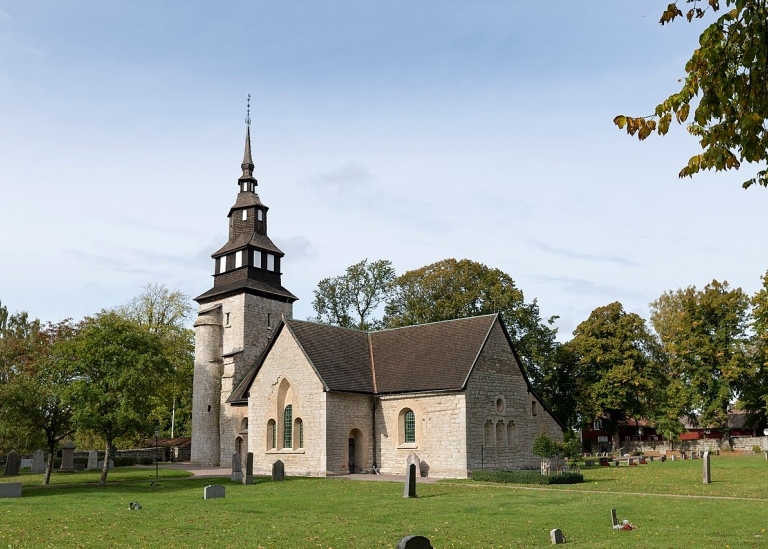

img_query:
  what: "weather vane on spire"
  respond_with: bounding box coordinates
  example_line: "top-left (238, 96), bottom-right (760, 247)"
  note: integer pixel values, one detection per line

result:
top-left (245, 94), bottom-right (251, 127)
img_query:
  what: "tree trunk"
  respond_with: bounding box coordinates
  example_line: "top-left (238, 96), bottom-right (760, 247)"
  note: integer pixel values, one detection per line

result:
top-left (99, 438), bottom-right (112, 487)
top-left (43, 447), bottom-right (54, 486)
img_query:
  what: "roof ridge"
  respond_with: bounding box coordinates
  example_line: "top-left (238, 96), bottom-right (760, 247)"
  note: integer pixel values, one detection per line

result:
top-left (370, 313), bottom-right (498, 334)
top-left (286, 318), bottom-right (367, 334)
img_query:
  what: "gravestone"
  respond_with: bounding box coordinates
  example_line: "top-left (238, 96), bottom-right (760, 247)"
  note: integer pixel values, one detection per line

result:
top-left (3, 451), bottom-right (20, 476)
top-left (243, 452), bottom-right (253, 485)
top-left (550, 528), bottom-right (566, 544)
top-left (59, 441), bottom-right (76, 472)
top-left (403, 462), bottom-right (417, 498)
top-left (231, 452), bottom-right (242, 482)
top-left (670, 455), bottom-right (676, 461)
top-left (406, 453), bottom-right (420, 476)
top-left (610, 508), bottom-right (619, 529)
top-left (703, 450), bottom-right (711, 484)
top-left (396, 535), bottom-right (432, 549)
top-left (96, 460), bottom-right (115, 471)
top-left (203, 484), bottom-right (225, 499)
top-left (20, 459), bottom-right (33, 469)
top-left (584, 459), bottom-right (595, 468)
top-left (272, 459), bottom-right (285, 481)
top-left (31, 450), bottom-right (45, 474)
top-left (87, 451), bottom-right (98, 470)
top-left (660, 455), bottom-right (666, 462)
top-left (0, 482), bottom-right (22, 498)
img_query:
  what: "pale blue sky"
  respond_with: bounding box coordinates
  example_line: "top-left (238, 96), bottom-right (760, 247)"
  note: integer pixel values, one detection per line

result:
top-left (1, 1), bottom-right (766, 338)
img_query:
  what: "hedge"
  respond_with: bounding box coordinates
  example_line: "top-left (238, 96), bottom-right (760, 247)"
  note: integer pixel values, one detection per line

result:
top-left (470, 470), bottom-right (583, 485)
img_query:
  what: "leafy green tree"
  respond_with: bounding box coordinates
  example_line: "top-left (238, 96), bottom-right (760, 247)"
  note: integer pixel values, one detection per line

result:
top-left (116, 284), bottom-right (194, 438)
top-left (737, 271), bottom-right (768, 431)
top-left (0, 300), bottom-right (41, 385)
top-left (569, 302), bottom-right (667, 448)
top-left (650, 280), bottom-right (750, 432)
top-left (614, 0), bottom-right (768, 189)
top-left (539, 343), bottom-right (581, 431)
top-left (383, 259), bottom-right (558, 391)
top-left (62, 312), bottom-right (171, 486)
top-left (311, 259), bottom-right (396, 330)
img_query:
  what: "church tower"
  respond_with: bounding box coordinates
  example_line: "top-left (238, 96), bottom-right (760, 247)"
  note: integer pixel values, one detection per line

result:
top-left (191, 107), bottom-right (297, 467)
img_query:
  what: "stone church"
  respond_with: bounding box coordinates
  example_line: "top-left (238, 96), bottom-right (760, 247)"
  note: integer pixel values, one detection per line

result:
top-left (190, 124), bottom-right (564, 478)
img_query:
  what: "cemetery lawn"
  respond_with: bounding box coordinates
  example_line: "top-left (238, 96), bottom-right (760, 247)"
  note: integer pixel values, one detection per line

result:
top-left (0, 457), bottom-right (766, 548)
top-left (0, 467), bottom-right (192, 488)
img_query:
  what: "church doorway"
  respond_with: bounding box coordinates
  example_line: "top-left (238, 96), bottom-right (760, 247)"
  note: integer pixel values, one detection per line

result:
top-left (348, 429), bottom-right (364, 474)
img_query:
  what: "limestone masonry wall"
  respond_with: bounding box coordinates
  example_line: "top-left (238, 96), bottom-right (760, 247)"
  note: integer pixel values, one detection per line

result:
top-left (248, 328), bottom-right (328, 477)
top-left (377, 392), bottom-right (468, 478)
top-left (466, 321), bottom-right (562, 472)
top-left (191, 306), bottom-right (222, 467)
top-left (325, 393), bottom-right (373, 474)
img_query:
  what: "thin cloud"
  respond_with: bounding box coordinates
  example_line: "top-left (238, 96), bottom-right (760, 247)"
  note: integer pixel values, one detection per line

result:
top-left (530, 240), bottom-right (638, 267)
top-left (532, 274), bottom-right (647, 301)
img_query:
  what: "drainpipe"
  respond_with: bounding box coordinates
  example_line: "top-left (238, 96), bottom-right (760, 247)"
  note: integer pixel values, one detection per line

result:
top-left (371, 395), bottom-right (379, 473)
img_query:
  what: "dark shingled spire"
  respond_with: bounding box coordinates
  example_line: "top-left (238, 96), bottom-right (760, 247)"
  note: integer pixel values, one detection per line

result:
top-left (240, 95), bottom-right (256, 184)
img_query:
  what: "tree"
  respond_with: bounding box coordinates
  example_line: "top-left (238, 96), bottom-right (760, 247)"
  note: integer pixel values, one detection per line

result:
top-left (650, 280), bottom-right (750, 432)
top-left (538, 343), bottom-right (581, 431)
top-left (62, 312), bottom-right (171, 486)
top-left (737, 271), bottom-right (768, 431)
top-left (568, 302), bottom-right (667, 448)
top-left (115, 284), bottom-right (194, 438)
top-left (383, 259), bottom-right (558, 391)
top-left (614, 0), bottom-right (768, 189)
top-left (311, 259), bottom-right (396, 330)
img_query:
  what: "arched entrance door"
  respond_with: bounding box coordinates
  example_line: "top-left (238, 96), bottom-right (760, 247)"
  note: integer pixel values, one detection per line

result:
top-left (348, 429), bottom-right (364, 474)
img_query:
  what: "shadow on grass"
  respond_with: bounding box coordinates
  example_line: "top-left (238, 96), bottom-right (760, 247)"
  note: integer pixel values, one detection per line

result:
top-left (19, 477), bottom-right (263, 498)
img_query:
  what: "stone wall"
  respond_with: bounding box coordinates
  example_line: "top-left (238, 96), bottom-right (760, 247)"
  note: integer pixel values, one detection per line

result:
top-left (247, 327), bottom-right (328, 477)
top-left (325, 392), bottom-right (374, 474)
top-left (191, 305), bottom-right (222, 467)
top-left (376, 392), bottom-right (468, 478)
top-left (466, 321), bottom-right (562, 472)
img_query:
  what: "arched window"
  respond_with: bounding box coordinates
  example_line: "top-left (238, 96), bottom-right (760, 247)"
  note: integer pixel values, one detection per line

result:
top-left (267, 419), bottom-right (276, 450)
top-left (283, 405), bottom-right (293, 448)
top-left (294, 418), bottom-right (303, 449)
top-left (496, 421), bottom-right (505, 447)
top-left (404, 410), bottom-right (415, 443)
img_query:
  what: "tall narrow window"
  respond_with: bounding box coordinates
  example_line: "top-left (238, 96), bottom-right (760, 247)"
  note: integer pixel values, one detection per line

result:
top-left (267, 254), bottom-right (275, 271)
top-left (235, 252), bottom-right (242, 269)
top-left (267, 419), bottom-right (276, 449)
top-left (531, 401), bottom-right (537, 417)
top-left (242, 209), bottom-right (248, 221)
top-left (294, 418), bottom-right (303, 449)
top-left (219, 256), bottom-right (226, 273)
top-left (283, 405), bottom-right (293, 448)
top-left (257, 209), bottom-right (263, 221)
top-left (404, 410), bottom-right (415, 443)
top-left (253, 250), bottom-right (262, 268)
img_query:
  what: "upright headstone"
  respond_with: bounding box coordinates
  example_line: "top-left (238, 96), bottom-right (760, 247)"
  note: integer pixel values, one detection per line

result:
top-left (671, 455), bottom-right (676, 461)
top-left (406, 453), bottom-right (420, 476)
top-left (243, 452), bottom-right (253, 485)
top-left (610, 508), bottom-right (619, 529)
top-left (703, 450), bottom-right (711, 484)
top-left (660, 455), bottom-right (666, 462)
top-left (0, 482), bottom-right (22, 498)
top-left (396, 535), bottom-right (432, 549)
top-left (3, 451), bottom-right (20, 476)
top-left (550, 528), bottom-right (566, 544)
top-left (272, 459), bottom-right (285, 481)
top-left (31, 450), bottom-right (45, 474)
top-left (403, 462), bottom-right (417, 498)
top-left (231, 452), bottom-right (242, 482)
top-left (86, 451), bottom-right (98, 470)
top-left (96, 460), bottom-right (115, 471)
top-left (203, 484), bottom-right (225, 499)
top-left (59, 441), bottom-right (76, 472)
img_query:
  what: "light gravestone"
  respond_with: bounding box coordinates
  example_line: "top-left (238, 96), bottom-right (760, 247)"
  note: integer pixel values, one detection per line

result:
top-left (231, 452), bottom-right (242, 482)
top-left (404, 462), bottom-right (417, 498)
top-left (31, 450), bottom-right (45, 474)
top-left (20, 458), bottom-right (33, 469)
top-left (550, 528), bottom-right (566, 544)
top-left (97, 460), bottom-right (114, 471)
top-left (272, 459), bottom-right (285, 481)
top-left (203, 485), bottom-right (225, 499)
top-left (59, 441), bottom-right (76, 472)
top-left (703, 450), bottom-right (711, 484)
top-left (3, 451), bottom-right (20, 476)
top-left (243, 452), bottom-right (253, 485)
top-left (86, 451), bottom-right (98, 470)
top-left (396, 535), bottom-right (432, 549)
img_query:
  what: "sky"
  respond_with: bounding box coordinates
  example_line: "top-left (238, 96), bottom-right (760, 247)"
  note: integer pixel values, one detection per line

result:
top-left (1, 1), bottom-right (767, 339)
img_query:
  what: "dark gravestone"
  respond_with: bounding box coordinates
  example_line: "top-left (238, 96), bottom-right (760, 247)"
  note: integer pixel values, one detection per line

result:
top-left (231, 452), bottom-right (242, 482)
top-left (203, 484), bottom-right (225, 499)
top-left (59, 441), bottom-right (76, 472)
top-left (3, 451), bottom-right (20, 476)
top-left (396, 535), bottom-right (432, 549)
top-left (31, 450), bottom-right (45, 474)
top-left (0, 482), bottom-right (22, 498)
top-left (272, 459), bottom-right (285, 481)
top-left (610, 508), bottom-right (619, 529)
top-left (703, 450), bottom-right (711, 484)
top-left (403, 462), bottom-right (417, 498)
top-left (243, 452), bottom-right (253, 485)
top-left (660, 455), bottom-right (666, 462)
top-left (550, 528), bottom-right (566, 544)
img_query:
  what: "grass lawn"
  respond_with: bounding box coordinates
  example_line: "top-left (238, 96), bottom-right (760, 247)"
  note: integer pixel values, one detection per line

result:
top-left (0, 467), bottom-right (192, 488)
top-left (0, 456), bottom-right (766, 548)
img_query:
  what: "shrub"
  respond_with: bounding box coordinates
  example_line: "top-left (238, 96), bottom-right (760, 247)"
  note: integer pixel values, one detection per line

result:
top-left (753, 445), bottom-right (762, 454)
top-left (113, 456), bottom-right (138, 467)
top-left (138, 457), bottom-right (154, 466)
top-left (470, 470), bottom-right (583, 485)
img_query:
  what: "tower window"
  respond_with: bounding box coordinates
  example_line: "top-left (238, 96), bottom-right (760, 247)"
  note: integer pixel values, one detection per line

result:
top-left (267, 254), bottom-right (275, 271)
top-left (257, 209), bottom-right (263, 221)
top-left (531, 401), bottom-right (537, 416)
top-left (219, 257), bottom-right (226, 273)
top-left (242, 209), bottom-right (248, 221)
top-left (254, 250), bottom-right (262, 268)
top-left (235, 252), bottom-right (242, 269)
top-left (267, 313), bottom-right (271, 327)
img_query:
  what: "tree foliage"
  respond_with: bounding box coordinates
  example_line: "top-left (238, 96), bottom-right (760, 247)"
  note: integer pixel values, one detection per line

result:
top-left (650, 280), bottom-right (750, 431)
top-left (737, 270), bottom-right (768, 430)
top-left (383, 259), bottom-right (558, 390)
top-left (311, 259), bottom-right (396, 330)
top-left (115, 284), bottom-right (194, 438)
top-left (62, 312), bottom-right (171, 486)
top-left (614, 0), bottom-right (768, 189)
top-left (568, 302), bottom-right (668, 444)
